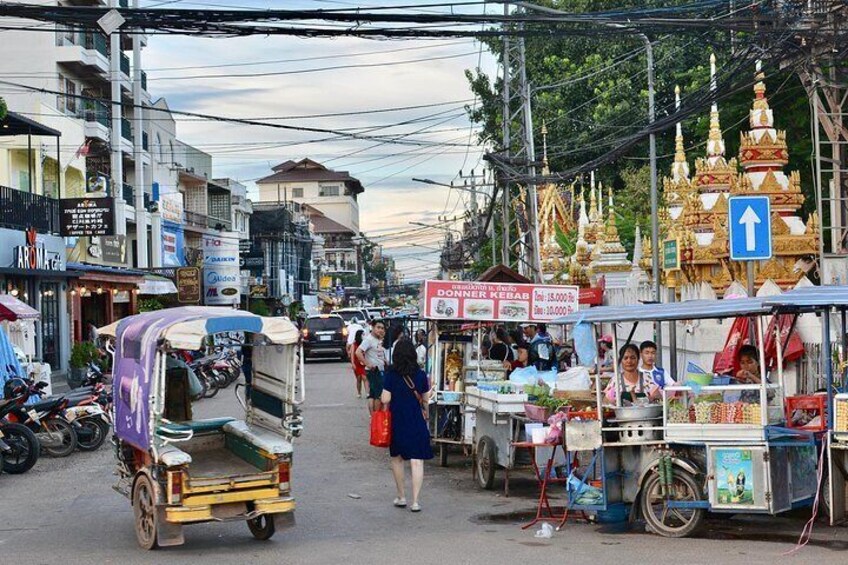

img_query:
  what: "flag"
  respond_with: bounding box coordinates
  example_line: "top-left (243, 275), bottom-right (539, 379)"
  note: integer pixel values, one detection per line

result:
top-left (764, 313), bottom-right (804, 370)
top-left (74, 139), bottom-right (91, 159)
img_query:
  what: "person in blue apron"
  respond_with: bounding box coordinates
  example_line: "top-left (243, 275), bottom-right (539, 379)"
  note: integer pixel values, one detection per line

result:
top-left (638, 340), bottom-right (675, 400)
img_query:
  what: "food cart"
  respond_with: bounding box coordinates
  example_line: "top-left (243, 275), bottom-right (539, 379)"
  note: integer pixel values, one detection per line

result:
top-left (554, 296), bottom-right (820, 537)
top-left (421, 279), bottom-right (579, 485)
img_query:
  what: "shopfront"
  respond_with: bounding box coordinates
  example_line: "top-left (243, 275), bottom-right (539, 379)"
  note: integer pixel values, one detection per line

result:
top-left (0, 227), bottom-right (74, 373)
top-left (67, 263), bottom-right (143, 342)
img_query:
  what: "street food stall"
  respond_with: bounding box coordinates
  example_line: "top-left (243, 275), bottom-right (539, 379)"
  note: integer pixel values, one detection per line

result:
top-left (553, 296), bottom-right (821, 537)
top-left (421, 279), bottom-right (579, 485)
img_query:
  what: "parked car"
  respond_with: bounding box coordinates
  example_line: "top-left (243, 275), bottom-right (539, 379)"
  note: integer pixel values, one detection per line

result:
top-left (364, 307), bottom-right (387, 320)
top-left (331, 308), bottom-right (370, 325)
top-left (302, 314), bottom-right (348, 360)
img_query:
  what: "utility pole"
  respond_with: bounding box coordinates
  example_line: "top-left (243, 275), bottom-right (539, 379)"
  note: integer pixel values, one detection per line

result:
top-left (109, 0), bottom-right (124, 242)
top-left (132, 0), bottom-right (147, 268)
top-left (519, 36), bottom-right (543, 282)
top-left (643, 33), bottom-right (662, 355)
top-left (500, 0), bottom-right (511, 267)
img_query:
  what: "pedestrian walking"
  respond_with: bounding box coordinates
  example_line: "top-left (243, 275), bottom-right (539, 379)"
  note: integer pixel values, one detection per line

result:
top-left (356, 319), bottom-right (387, 414)
top-left (380, 339), bottom-right (433, 512)
top-left (351, 329), bottom-right (368, 398)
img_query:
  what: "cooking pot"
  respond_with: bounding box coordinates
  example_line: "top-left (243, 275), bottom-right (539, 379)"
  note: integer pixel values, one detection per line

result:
top-left (613, 404), bottom-right (663, 422)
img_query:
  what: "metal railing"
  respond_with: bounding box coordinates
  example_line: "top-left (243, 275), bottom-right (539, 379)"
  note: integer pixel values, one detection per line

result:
top-left (141, 70), bottom-right (147, 91)
top-left (120, 53), bottom-right (130, 76)
top-left (142, 131), bottom-right (149, 151)
top-left (0, 186), bottom-right (60, 234)
top-left (83, 100), bottom-right (109, 127)
top-left (184, 210), bottom-right (208, 229)
top-left (122, 183), bottom-right (133, 207)
top-left (82, 32), bottom-right (109, 58)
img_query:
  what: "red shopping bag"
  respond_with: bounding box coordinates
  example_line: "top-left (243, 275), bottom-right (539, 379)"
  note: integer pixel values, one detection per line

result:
top-left (370, 408), bottom-right (392, 448)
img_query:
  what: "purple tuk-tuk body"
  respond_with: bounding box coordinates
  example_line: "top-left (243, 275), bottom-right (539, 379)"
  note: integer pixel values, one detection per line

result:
top-left (111, 307), bottom-right (285, 450)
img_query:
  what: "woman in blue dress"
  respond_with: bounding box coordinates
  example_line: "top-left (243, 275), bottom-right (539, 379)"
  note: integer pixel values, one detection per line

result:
top-left (381, 339), bottom-right (433, 512)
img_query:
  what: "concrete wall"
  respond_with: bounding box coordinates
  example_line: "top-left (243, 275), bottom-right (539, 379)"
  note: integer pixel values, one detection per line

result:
top-left (256, 180), bottom-right (360, 232)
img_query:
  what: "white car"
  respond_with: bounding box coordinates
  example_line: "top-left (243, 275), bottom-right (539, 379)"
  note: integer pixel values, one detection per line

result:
top-left (331, 308), bottom-right (369, 325)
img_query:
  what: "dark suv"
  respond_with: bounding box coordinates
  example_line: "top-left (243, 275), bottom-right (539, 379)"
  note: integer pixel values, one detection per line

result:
top-left (302, 315), bottom-right (348, 360)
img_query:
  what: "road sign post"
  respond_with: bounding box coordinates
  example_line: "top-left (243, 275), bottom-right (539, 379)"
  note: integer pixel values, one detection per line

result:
top-left (662, 239), bottom-right (680, 272)
top-left (728, 196), bottom-right (772, 297)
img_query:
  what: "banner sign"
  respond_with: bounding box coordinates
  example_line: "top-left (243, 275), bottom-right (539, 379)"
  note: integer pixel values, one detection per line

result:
top-left (202, 233), bottom-right (239, 267)
top-left (422, 280), bottom-right (579, 322)
top-left (159, 192), bottom-right (184, 223)
top-left (239, 251), bottom-right (265, 273)
top-left (176, 267), bottom-right (201, 304)
top-left (249, 284), bottom-right (269, 298)
top-left (204, 266), bottom-right (241, 305)
top-left (59, 197), bottom-right (115, 237)
top-left (102, 235), bottom-right (126, 264)
top-left (162, 221), bottom-right (185, 267)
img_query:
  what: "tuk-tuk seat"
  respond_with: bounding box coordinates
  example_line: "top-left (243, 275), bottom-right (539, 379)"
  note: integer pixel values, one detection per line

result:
top-left (157, 417), bottom-right (237, 436)
top-left (223, 420), bottom-right (292, 455)
top-left (158, 444), bottom-right (192, 467)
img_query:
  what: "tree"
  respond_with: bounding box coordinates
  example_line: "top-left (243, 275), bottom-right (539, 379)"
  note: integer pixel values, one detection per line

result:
top-left (466, 0), bottom-right (816, 221)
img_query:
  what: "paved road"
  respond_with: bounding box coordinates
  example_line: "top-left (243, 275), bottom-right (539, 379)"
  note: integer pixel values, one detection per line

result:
top-left (3, 360), bottom-right (848, 564)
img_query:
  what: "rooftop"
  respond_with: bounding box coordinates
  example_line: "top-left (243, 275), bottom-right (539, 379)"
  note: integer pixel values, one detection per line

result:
top-left (256, 158), bottom-right (364, 194)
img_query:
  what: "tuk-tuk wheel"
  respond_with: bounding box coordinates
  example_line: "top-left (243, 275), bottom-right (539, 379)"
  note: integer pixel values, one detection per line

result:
top-left (247, 514), bottom-right (276, 540)
top-left (476, 436), bottom-right (496, 490)
top-left (640, 469), bottom-right (704, 538)
top-left (133, 475), bottom-right (159, 550)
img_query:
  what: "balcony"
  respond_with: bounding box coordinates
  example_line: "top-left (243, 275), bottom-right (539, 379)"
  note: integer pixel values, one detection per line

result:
top-left (122, 184), bottom-right (154, 211)
top-left (56, 31), bottom-right (110, 75)
top-left (120, 53), bottom-right (130, 76)
top-left (82, 100), bottom-right (109, 140)
top-left (83, 32), bottom-right (108, 59)
top-left (142, 131), bottom-right (149, 151)
top-left (183, 210), bottom-right (232, 232)
top-left (0, 186), bottom-right (60, 234)
top-left (141, 70), bottom-right (147, 92)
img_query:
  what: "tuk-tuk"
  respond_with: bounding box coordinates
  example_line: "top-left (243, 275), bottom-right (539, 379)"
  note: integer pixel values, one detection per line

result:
top-left (103, 307), bottom-right (304, 549)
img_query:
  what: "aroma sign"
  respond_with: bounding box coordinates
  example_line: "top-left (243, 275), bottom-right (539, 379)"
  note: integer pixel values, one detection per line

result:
top-left (14, 228), bottom-right (62, 271)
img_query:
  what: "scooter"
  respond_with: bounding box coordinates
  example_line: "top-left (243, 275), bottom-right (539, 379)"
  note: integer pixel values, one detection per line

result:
top-left (5, 382), bottom-right (78, 458)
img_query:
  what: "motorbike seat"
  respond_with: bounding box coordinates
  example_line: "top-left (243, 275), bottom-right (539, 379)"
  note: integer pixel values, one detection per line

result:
top-left (28, 397), bottom-right (64, 412)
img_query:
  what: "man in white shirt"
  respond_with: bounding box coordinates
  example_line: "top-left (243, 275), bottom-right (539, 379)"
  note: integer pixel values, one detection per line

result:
top-left (356, 320), bottom-right (386, 413)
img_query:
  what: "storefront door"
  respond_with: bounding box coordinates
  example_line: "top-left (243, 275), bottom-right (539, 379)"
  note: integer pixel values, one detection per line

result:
top-left (39, 282), bottom-right (59, 368)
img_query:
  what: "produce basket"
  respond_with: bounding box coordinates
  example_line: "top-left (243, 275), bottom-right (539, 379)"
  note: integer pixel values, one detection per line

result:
top-left (523, 403), bottom-right (550, 423)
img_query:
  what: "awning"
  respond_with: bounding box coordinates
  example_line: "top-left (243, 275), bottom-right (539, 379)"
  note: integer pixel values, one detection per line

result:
top-left (138, 274), bottom-right (177, 295)
top-left (0, 293), bottom-right (40, 321)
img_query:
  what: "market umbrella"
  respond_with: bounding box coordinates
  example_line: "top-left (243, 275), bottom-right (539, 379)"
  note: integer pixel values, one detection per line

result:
top-left (0, 294), bottom-right (40, 322)
top-left (713, 316), bottom-right (751, 375)
top-left (137, 274), bottom-right (177, 295)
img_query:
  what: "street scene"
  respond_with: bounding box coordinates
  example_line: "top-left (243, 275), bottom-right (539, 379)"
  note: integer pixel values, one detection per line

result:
top-left (1, 1), bottom-right (848, 563)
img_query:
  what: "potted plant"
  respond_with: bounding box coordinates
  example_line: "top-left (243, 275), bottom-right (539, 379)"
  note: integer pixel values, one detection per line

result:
top-left (68, 341), bottom-right (97, 389)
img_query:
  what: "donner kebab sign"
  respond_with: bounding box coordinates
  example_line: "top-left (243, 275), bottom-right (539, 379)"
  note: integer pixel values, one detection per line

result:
top-left (14, 228), bottom-right (63, 271)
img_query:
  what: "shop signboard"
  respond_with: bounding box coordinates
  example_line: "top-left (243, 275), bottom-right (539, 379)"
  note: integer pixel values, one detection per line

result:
top-left (102, 235), bottom-right (126, 264)
top-left (175, 267), bottom-right (201, 304)
top-left (159, 192), bottom-right (184, 223)
top-left (202, 233), bottom-right (240, 267)
top-left (204, 266), bottom-right (241, 305)
top-left (239, 251), bottom-right (265, 274)
top-left (662, 238), bottom-right (680, 271)
top-left (249, 284), bottom-right (268, 298)
top-left (162, 222), bottom-right (185, 267)
top-left (59, 197), bottom-right (115, 237)
top-left (2, 227), bottom-right (65, 271)
top-left (421, 280), bottom-right (579, 322)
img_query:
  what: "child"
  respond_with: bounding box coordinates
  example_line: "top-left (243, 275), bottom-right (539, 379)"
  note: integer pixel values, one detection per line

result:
top-left (639, 340), bottom-right (674, 400)
top-left (351, 329), bottom-right (368, 398)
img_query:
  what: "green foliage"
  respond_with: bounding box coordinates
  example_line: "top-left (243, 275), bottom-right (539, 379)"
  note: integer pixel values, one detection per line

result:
top-left (554, 224), bottom-right (576, 257)
top-left (70, 341), bottom-right (98, 369)
top-left (138, 297), bottom-right (165, 312)
top-left (0, 97), bottom-right (7, 122)
top-left (248, 299), bottom-right (271, 316)
top-left (466, 0), bottom-right (814, 222)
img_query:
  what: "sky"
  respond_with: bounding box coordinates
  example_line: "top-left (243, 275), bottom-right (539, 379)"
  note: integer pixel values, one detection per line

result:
top-left (141, 0), bottom-right (499, 281)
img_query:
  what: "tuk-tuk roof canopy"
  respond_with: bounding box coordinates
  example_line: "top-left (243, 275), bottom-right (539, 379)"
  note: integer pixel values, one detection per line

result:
top-left (105, 306), bottom-right (299, 350)
top-left (762, 285), bottom-right (848, 310)
top-left (554, 297), bottom-right (771, 325)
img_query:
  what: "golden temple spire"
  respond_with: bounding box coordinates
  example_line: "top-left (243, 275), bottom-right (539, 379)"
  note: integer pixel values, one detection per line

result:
top-left (672, 84), bottom-right (690, 182)
top-left (707, 52), bottom-right (726, 160)
top-left (605, 184), bottom-right (620, 243)
top-left (588, 173), bottom-right (598, 223)
top-left (540, 122), bottom-right (550, 176)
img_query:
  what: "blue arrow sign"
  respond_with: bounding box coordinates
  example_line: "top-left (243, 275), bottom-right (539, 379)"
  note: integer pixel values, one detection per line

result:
top-left (728, 196), bottom-right (772, 261)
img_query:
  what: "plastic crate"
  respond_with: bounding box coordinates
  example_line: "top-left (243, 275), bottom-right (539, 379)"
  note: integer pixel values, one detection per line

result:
top-left (785, 395), bottom-right (827, 432)
top-left (523, 403), bottom-right (550, 423)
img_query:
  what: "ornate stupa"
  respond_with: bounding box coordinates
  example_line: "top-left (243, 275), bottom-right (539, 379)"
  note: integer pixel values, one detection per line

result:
top-left (536, 124), bottom-right (572, 282)
top-left (589, 186), bottom-right (633, 288)
top-left (734, 60), bottom-right (818, 288)
top-left (665, 85), bottom-right (693, 221)
top-left (567, 186), bottom-right (593, 286)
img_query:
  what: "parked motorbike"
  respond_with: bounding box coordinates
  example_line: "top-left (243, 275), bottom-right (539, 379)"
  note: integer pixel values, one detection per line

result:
top-left (4, 380), bottom-right (78, 457)
top-left (0, 380), bottom-right (41, 473)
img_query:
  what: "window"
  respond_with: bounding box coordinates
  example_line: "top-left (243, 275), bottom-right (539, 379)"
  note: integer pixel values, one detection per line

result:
top-left (292, 187), bottom-right (304, 198)
top-left (57, 75), bottom-right (76, 115)
top-left (319, 185), bottom-right (340, 197)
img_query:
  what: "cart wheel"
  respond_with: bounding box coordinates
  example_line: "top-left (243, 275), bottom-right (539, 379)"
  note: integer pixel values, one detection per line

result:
top-left (133, 475), bottom-right (159, 550)
top-left (476, 436), bottom-right (496, 490)
top-left (640, 469), bottom-right (705, 538)
top-left (439, 444), bottom-right (449, 467)
top-left (247, 514), bottom-right (276, 540)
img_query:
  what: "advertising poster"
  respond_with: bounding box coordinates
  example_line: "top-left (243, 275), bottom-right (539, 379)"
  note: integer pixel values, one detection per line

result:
top-left (161, 221), bottom-right (185, 267)
top-left (713, 448), bottom-right (755, 505)
top-left (102, 235), bottom-right (126, 264)
top-left (159, 192), bottom-right (184, 224)
top-left (203, 233), bottom-right (241, 305)
top-left (422, 280), bottom-right (579, 322)
top-left (176, 267), bottom-right (201, 304)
